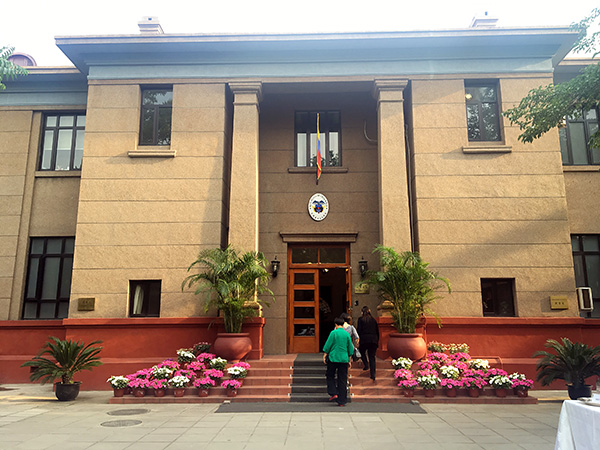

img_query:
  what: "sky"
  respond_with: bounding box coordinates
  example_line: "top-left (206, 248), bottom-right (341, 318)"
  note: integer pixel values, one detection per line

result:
top-left (2, 0), bottom-right (599, 66)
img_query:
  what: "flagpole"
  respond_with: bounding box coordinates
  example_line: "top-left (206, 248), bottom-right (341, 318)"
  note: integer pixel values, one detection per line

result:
top-left (316, 113), bottom-right (322, 185)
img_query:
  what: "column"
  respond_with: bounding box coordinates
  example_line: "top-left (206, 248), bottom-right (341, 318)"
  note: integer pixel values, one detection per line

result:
top-left (373, 79), bottom-right (412, 252)
top-left (228, 82), bottom-right (262, 252)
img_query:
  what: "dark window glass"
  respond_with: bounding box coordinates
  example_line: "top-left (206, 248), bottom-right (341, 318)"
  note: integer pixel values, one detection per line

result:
top-left (465, 83), bottom-right (501, 142)
top-left (129, 280), bottom-right (161, 317)
top-left (320, 248), bottom-right (346, 264)
top-left (140, 89), bottom-right (173, 146)
top-left (292, 248), bottom-right (319, 264)
top-left (294, 290), bottom-right (315, 303)
top-left (22, 237), bottom-right (74, 319)
top-left (560, 108), bottom-right (600, 165)
top-left (294, 324), bottom-right (315, 336)
top-left (481, 278), bottom-right (515, 317)
top-left (571, 235), bottom-right (600, 318)
top-left (39, 113), bottom-right (86, 171)
top-left (295, 111), bottom-right (341, 167)
top-left (294, 307), bottom-right (315, 319)
top-left (294, 273), bottom-right (314, 285)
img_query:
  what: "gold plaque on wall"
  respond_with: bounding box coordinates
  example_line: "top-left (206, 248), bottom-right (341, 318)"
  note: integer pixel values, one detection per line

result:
top-left (354, 282), bottom-right (370, 294)
top-left (78, 297), bottom-right (96, 311)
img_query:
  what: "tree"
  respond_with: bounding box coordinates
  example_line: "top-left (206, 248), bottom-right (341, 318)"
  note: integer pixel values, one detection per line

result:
top-left (0, 46), bottom-right (28, 90)
top-left (503, 9), bottom-right (600, 149)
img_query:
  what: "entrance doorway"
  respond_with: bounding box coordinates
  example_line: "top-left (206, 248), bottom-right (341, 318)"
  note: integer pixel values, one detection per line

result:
top-left (287, 245), bottom-right (351, 353)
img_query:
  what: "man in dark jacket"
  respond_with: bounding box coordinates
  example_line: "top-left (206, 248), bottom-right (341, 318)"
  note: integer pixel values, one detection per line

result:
top-left (323, 317), bottom-right (354, 406)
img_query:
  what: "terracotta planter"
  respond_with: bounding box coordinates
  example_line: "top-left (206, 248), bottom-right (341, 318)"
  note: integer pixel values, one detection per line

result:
top-left (402, 389), bottom-right (415, 398)
top-left (132, 388), bottom-right (146, 398)
top-left (198, 389), bottom-right (210, 397)
top-left (444, 388), bottom-right (457, 398)
top-left (387, 333), bottom-right (427, 360)
top-left (55, 382), bottom-right (81, 401)
top-left (213, 333), bottom-right (252, 363)
top-left (113, 388), bottom-right (125, 398)
top-left (515, 388), bottom-right (529, 398)
top-left (226, 389), bottom-right (238, 398)
top-left (423, 389), bottom-right (435, 398)
top-left (154, 389), bottom-right (166, 397)
top-left (173, 388), bottom-right (186, 397)
top-left (495, 388), bottom-right (508, 398)
top-left (468, 388), bottom-right (480, 398)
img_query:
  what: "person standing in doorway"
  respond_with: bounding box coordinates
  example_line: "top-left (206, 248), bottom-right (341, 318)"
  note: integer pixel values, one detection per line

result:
top-left (340, 312), bottom-right (360, 361)
top-left (356, 306), bottom-right (379, 381)
top-left (323, 317), bottom-right (354, 406)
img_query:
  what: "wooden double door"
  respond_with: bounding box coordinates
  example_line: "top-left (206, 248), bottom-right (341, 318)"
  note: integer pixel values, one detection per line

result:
top-left (287, 245), bottom-right (351, 353)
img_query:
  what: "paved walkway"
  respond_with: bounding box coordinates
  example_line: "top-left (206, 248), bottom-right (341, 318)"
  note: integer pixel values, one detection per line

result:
top-left (0, 384), bottom-right (567, 449)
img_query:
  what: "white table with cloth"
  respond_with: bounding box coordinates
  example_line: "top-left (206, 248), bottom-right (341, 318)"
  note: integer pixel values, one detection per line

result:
top-left (555, 400), bottom-right (600, 450)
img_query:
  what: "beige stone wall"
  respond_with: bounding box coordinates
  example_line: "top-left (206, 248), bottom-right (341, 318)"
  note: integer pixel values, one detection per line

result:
top-left (0, 110), bottom-right (32, 319)
top-left (69, 82), bottom-right (229, 318)
top-left (258, 91), bottom-right (382, 354)
top-left (564, 171), bottom-right (600, 234)
top-left (411, 75), bottom-right (577, 317)
top-left (0, 108), bottom-right (82, 320)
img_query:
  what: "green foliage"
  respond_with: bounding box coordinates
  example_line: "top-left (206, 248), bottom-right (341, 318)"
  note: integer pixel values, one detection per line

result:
top-left (503, 63), bottom-right (600, 148)
top-left (182, 246), bottom-right (274, 333)
top-left (21, 337), bottom-right (103, 384)
top-left (366, 245), bottom-right (450, 333)
top-left (533, 338), bottom-right (600, 387)
top-left (0, 46), bottom-right (28, 91)
top-left (503, 9), bottom-right (600, 149)
top-left (571, 8), bottom-right (600, 57)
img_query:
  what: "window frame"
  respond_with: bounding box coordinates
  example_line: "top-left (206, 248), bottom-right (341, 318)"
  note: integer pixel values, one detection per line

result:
top-left (559, 107), bottom-right (600, 165)
top-left (22, 237), bottom-right (74, 320)
top-left (481, 278), bottom-right (516, 317)
top-left (465, 81), bottom-right (502, 143)
top-left (571, 234), bottom-right (600, 318)
top-left (294, 110), bottom-right (342, 168)
top-left (139, 87), bottom-right (173, 146)
top-left (129, 280), bottom-right (161, 317)
top-left (38, 112), bottom-right (86, 171)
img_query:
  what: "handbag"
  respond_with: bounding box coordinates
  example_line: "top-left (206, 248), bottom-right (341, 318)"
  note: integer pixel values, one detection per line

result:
top-left (353, 347), bottom-right (361, 360)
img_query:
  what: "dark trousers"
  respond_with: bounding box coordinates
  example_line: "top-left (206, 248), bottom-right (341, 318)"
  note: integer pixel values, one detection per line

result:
top-left (326, 360), bottom-right (349, 405)
top-left (359, 342), bottom-right (378, 380)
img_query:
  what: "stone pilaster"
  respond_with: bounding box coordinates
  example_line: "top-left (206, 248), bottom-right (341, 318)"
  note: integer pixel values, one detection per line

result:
top-left (373, 79), bottom-right (412, 252)
top-left (228, 82), bottom-right (262, 252)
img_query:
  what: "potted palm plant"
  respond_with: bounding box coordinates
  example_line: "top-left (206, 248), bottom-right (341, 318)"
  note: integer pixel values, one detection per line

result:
top-left (533, 337), bottom-right (600, 399)
top-left (366, 245), bottom-right (450, 360)
top-left (21, 337), bottom-right (103, 401)
top-left (182, 246), bottom-right (273, 362)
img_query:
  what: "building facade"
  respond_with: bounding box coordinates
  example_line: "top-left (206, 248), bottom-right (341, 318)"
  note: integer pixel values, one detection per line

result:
top-left (1, 21), bottom-right (599, 387)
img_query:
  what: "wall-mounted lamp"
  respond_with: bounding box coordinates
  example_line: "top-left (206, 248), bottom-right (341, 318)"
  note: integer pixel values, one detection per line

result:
top-left (271, 257), bottom-right (280, 277)
top-left (358, 257), bottom-right (368, 278)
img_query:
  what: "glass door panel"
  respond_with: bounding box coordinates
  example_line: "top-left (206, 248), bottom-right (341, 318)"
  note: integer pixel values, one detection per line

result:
top-left (288, 269), bottom-right (319, 353)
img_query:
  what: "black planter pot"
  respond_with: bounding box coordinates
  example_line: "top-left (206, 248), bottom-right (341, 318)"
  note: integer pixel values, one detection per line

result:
top-left (567, 384), bottom-right (592, 400)
top-left (55, 382), bottom-right (81, 401)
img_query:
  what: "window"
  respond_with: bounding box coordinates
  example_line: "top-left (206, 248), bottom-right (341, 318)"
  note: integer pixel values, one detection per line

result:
top-left (22, 237), bottom-right (74, 319)
top-left (140, 88), bottom-right (173, 146)
top-left (481, 278), bottom-right (515, 317)
top-left (295, 111), bottom-right (341, 167)
top-left (559, 108), bottom-right (600, 165)
top-left (465, 83), bottom-right (501, 142)
top-left (571, 235), bottom-right (600, 318)
top-left (129, 280), bottom-right (161, 317)
top-left (39, 113), bottom-right (85, 171)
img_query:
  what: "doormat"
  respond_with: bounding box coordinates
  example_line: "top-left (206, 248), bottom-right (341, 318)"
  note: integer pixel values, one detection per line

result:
top-left (215, 402), bottom-right (426, 414)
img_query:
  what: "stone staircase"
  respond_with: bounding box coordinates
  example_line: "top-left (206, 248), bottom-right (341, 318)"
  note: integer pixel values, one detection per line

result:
top-left (109, 354), bottom-right (537, 404)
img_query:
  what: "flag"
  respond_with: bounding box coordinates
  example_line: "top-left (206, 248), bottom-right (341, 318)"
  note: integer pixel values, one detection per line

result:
top-left (316, 113), bottom-right (322, 184)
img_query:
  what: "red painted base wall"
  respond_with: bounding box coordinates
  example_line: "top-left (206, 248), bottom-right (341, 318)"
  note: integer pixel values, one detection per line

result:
top-left (0, 317), bottom-right (264, 390)
top-left (3, 316), bottom-right (599, 391)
